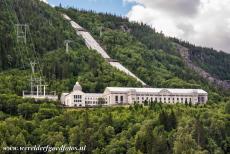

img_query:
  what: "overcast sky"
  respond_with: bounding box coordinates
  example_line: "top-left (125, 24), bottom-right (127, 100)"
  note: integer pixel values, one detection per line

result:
top-left (42, 0), bottom-right (230, 53)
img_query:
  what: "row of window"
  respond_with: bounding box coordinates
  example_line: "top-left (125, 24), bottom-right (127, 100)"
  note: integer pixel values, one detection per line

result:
top-left (136, 97), bottom-right (192, 102)
top-left (74, 100), bottom-right (82, 103)
top-left (115, 96), bottom-right (124, 103)
top-left (85, 101), bottom-right (98, 105)
top-left (84, 97), bottom-right (108, 100)
top-left (74, 95), bottom-right (82, 99)
top-left (113, 95), bottom-right (203, 103)
top-left (135, 94), bottom-right (194, 97)
top-left (74, 95), bottom-right (82, 103)
top-left (137, 100), bottom-right (192, 103)
top-left (198, 97), bottom-right (205, 103)
top-left (85, 101), bottom-right (108, 105)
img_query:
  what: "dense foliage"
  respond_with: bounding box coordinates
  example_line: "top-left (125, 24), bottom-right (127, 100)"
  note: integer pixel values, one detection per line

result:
top-left (61, 8), bottom-right (230, 82)
top-left (42, 49), bottom-right (140, 93)
top-left (172, 38), bottom-right (230, 81)
top-left (0, 1), bottom-right (230, 154)
top-left (0, 0), bottom-right (141, 94)
top-left (61, 8), bottom-right (229, 97)
top-left (0, 94), bottom-right (230, 154)
top-left (0, 0), bottom-right (76, 70)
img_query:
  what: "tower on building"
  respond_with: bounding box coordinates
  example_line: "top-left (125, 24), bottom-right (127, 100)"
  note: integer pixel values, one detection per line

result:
top-left (73, 81), bottom-right (82, 91)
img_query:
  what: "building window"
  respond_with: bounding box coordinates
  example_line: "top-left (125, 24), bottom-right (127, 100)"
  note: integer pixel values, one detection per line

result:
top-left (181, 98), bottom-right (183, 103)
top-left (74, 95), bottom-right (82, 103)
top-left (115, 96), bottom-right (118, 103)
top-left (202, 97), bottom-right (205, 103)
top-left (198, 96), bottom-right (204, 103)
top-left (189, 98), bottom-right (192, 103)
top-left (120, 96), bottom-right (123, 103)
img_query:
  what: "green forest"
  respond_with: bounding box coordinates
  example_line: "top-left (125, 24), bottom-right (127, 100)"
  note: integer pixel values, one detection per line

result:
top-left (0, 94), bottom-right (230, 154)
top-left (171, 38), bottom-right (230, 81)
top-left (0, 0), bottom-right (230, 153)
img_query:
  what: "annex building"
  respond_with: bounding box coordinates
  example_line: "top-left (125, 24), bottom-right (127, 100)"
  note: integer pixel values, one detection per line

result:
top-left (61, 82), bottom-right (208, 107)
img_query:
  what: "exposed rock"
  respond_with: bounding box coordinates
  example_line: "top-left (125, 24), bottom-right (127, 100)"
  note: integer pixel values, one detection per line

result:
top-left (174, 43), bottom-right (230, 90)
top-left (120, 25), bottom-right (131, 33)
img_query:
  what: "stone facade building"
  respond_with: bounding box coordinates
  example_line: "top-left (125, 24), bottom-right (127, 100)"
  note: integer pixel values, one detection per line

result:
top-left (61, 82), bottom-right (208, 107)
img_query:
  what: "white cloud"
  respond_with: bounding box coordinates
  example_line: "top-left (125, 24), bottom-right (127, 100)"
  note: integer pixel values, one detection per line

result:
top-left (40, 0), bottom-right (48, 3)
top-left (125, 0), bottom-right (230, 53)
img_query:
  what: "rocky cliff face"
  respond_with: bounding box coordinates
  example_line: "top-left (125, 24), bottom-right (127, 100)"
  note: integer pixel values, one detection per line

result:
top-left (175, 43), bottom-right (230, 90)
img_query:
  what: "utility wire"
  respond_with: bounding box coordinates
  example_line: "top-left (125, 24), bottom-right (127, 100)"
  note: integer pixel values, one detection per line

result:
top-left (3, 0), bottom-right (44, 79)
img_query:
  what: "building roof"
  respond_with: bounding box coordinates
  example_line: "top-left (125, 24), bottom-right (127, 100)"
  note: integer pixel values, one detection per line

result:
top-left (73, 81), bottom-right (82, 91)
top-left (85, 93), bottom-right (103, 96)
top-left (61, 93), bottom-right (70, 96)
top-left (105, 87), bottom-right (207, 94)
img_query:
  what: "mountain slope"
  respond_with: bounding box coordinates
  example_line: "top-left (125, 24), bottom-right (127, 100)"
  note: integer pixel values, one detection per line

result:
top-left (174, 43), bottom-right (230, 90)
top-left (0, 0), bottom-right (228, 99)
top-left (172, 38), bottom-right (230, 81)
top-left (0, 1), bottom-right (229, 154)
top-left (0, 0), bottom-right (141, 95)
top-left (62, 14), bottom-right (146, 86)
top-left (60, 8), bottom-right (229, 99)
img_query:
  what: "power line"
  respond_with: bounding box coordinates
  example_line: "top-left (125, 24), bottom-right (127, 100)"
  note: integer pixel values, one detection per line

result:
top-left (2, 0), bottom-right (57, 101)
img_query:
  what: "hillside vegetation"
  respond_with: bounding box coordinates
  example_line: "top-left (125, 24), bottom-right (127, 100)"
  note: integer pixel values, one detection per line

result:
top-left (61, 8), bottom-right (230, 83)
top-left (0, 1), bottom-right (229, 154)
top-left (0, 94), bottom-right (230, 154)
top-left (172, 38), bottom-right (230, 81)
top-left (0, 0), bottom-right (141, 95)
top-left (61, 8), bottom-right (229, 97)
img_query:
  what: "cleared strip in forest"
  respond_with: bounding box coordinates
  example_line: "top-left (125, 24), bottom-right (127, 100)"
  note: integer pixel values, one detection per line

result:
top-left (109, 62), bottom-right (146, 85)
top-left (62, 14), bottom-right (146, 86)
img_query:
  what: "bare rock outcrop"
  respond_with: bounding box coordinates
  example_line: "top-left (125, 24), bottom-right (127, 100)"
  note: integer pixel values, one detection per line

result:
top-left (174, 43), bottom-right (230, 90)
